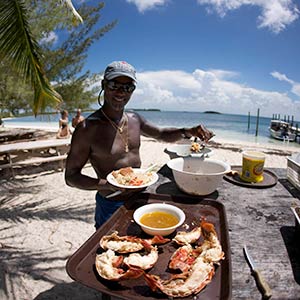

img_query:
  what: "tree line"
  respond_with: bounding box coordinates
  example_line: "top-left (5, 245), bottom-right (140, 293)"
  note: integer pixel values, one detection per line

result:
top-left (0, 0), bottom-right (116, 118)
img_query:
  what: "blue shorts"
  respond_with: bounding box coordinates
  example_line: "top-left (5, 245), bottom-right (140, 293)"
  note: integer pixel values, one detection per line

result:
top-left (95, 193), bottom-right (124, 230)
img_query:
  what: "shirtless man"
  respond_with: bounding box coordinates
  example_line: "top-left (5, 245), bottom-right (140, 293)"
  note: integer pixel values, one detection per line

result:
top-left (65, 61), bottom-right (214, 229)
top-left (72, 108), bottom-right (85, 128)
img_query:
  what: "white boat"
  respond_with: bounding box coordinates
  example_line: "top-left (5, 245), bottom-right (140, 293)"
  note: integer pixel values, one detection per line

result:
top-left (269, 120), bottom-right (296, 142)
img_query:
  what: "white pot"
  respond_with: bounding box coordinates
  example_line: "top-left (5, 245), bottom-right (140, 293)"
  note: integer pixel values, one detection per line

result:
top-left (167, 157), bottom-right (231, 196)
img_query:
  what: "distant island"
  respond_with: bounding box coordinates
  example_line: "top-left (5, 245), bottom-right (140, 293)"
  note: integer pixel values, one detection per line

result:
top-left (203, 111), bottom-right (221, 114)
top-left (129, 108), bottom-right (161, 112)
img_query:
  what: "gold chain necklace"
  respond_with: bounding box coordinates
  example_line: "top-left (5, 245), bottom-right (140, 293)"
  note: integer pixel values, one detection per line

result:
top-left (101, 110), bottom-right (129, 152)
top-left (101, 109), bottom-right (126, 133)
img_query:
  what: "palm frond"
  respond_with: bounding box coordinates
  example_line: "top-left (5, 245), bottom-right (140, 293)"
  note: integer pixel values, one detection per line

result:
top-left (0, 0), bottom-right (61, 115)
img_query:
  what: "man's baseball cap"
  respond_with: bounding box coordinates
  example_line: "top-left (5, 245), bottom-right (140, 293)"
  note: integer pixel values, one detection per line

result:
top-left (104, 61), bottom-right (137, 82)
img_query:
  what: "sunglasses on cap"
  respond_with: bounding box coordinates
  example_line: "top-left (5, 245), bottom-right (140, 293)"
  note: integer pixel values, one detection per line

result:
top-left (105, 80), bottom-right (136, 93)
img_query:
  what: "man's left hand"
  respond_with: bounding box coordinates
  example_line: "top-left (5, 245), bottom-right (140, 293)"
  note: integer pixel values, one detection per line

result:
top-left (191, 124), bottom-right (215, 142)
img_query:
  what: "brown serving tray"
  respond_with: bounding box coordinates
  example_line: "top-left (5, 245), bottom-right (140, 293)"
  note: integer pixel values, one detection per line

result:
top-left (66, 193), bottom-right (232, 300)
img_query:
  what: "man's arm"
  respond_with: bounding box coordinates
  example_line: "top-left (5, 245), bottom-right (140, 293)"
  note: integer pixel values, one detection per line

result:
top-left (71, 117), bottom-right (76, 128)
top-left (65, 125), bottom-right (99, 190)
top-left (65, 123), bottom-right (119, 196)
top-left (137, 113), bottom-right (214, 142)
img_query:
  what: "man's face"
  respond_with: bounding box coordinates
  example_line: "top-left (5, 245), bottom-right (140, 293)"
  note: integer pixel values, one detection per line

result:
top-left (104, 76), bottom-right (135, 112)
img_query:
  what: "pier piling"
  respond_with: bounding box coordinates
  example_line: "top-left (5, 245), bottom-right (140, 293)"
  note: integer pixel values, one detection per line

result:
top-left (247, 112), bottom-right (250, 131)
top-left (255, 108), bottom-right (260, 136)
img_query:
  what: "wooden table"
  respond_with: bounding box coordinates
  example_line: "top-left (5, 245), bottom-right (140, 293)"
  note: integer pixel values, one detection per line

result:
top-left (0, 138), bottom-right (71, 177)
top-left (144, 165), bottom-right (300, 300)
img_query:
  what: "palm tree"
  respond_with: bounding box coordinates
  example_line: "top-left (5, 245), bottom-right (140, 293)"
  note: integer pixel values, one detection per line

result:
top-left (0, 0), bottom-right (82, 116)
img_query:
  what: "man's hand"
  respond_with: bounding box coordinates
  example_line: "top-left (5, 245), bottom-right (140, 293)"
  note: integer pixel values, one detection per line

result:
top-left (189, 124), bottom-right (215, 142)
top-left (98, 178), bottom-right (146, 199)
top-left (98, 178), bottom-right (119, 195)
top-left (107, 187), bottom-right (146, 201)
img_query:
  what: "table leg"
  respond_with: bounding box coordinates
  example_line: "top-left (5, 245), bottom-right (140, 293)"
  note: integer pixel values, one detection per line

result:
top-left (8, 153), bottom-right (15, 178)
top-left (56, 148), bottom-right (64, 170)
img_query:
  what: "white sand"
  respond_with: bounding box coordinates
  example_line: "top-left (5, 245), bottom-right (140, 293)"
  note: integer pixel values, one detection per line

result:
top-left (0, 135), bottom-right (299, 300)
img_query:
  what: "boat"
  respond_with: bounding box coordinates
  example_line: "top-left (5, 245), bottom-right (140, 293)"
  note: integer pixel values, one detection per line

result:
top-left (269, 120), bottom-right (296, 142)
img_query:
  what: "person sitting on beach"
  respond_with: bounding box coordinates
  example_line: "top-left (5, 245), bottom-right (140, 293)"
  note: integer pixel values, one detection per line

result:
top-left (65, 61), bottom-right (214, 229)
top-left (56, 110), bottom-right (71, 139)
top-left (72, 108), bottom-right (85, 128)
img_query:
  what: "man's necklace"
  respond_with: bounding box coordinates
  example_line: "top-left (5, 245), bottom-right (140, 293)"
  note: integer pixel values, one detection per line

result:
top-left (101, 109), bottom-right (126, 133)
top-left (101, 110), bottom-right (129, 152)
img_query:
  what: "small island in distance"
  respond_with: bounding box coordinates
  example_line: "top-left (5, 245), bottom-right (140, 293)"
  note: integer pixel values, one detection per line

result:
top-left (129, 108), bottom-right (161, 111)
top-left (203, 111), bottom-right (221, 114)
top-left (127, 109), bottom-right (222, 114)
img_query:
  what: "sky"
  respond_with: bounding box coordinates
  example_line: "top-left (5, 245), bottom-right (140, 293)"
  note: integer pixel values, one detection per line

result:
top-left (71, 0), bottom-right (300, 120)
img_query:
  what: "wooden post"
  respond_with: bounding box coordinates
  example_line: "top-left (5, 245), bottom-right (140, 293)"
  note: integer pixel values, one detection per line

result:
top-left (255, 108), bottom-right (260, 136)
top-left (248, 112), bottom-right (250, 131)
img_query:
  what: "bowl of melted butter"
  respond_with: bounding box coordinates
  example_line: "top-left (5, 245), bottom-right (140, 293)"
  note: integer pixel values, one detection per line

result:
top-left (133, 203), bottom-right (185, 236)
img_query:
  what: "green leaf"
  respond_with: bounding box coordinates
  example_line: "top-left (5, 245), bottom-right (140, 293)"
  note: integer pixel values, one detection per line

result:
top-left (0, 0), bottom-right (61, 115)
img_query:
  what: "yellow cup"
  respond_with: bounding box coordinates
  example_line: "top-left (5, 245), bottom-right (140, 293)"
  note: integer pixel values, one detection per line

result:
top-left (241, 150), bottom-right (266, 183)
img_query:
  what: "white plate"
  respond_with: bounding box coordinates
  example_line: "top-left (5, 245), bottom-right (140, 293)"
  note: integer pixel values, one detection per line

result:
top-left (106, 168), bottom-right (159, 189)
top-left (166, 144), bottom-right (213, 157)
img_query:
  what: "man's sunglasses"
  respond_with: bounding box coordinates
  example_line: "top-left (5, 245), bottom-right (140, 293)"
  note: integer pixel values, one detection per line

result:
top-left (105, 80), bottom-right (136, 93)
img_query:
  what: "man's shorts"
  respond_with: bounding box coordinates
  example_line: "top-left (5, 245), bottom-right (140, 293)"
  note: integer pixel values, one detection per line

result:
top-left (95, 192), bottom-right (124, 230)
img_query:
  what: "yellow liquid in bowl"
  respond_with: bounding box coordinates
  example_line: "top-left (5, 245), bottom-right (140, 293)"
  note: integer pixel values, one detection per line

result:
top-left (140, 211), bottom-right (179, 228)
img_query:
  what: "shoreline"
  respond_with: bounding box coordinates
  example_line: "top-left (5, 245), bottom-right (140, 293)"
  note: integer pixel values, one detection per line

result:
top-left (2, 123), bottom-right (299, 150)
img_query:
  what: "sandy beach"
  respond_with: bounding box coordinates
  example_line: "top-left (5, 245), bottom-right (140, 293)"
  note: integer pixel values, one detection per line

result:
top-left (0, 129), bottom-right (299, 300)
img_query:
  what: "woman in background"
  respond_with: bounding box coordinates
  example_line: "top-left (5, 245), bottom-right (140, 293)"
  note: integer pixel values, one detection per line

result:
top-left (56, 110), bottom-right (71, 139)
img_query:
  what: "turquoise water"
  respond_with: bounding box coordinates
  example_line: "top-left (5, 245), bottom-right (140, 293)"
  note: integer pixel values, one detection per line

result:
top-left (3, 110), bottom-right (300, 149)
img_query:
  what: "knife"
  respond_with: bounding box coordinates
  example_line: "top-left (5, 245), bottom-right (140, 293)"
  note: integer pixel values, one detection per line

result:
top-left (243, 245), bottom-right (272, 299)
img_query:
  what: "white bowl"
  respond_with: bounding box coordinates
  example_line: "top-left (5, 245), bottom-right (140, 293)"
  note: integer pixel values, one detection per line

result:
top-left (167, 157), bottom-right (231, 196)
top-left (133, 203), bottom-right (185, 236)
top-left (166, 144), bottom-right (213, 157)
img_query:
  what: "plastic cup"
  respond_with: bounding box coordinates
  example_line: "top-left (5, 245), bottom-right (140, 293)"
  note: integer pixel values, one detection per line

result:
top-left (241, 150), bottom-right (266, 183)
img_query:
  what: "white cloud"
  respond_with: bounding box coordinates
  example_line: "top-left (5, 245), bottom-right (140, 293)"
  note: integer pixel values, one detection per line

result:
top-left (271, 71), bottom-right (293, 83)
top-left (208, 69), bottom-right (239, 80)
top-left (292, 84), bottom-right (300, 97)
top-left (271, 71), bottom-right (300, 97)
top-left (196, 0), bottom-right (299, 33)
top-left (126, 0), bottom-right (168, 12)
top-left (40, 31), bottom-right (58, 45)
top-left (127, 0), bottom-right (299, 32)
top-left (128, 68), bottom-right (300, 119)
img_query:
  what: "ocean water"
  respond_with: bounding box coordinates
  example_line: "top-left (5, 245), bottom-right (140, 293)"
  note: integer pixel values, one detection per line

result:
top-left (3, 110), bottom-right (300, 149)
